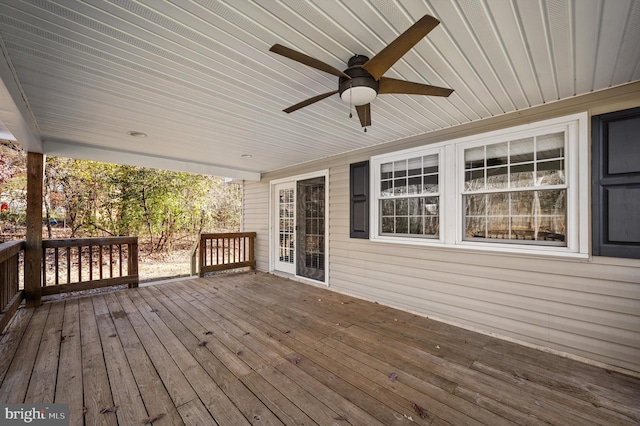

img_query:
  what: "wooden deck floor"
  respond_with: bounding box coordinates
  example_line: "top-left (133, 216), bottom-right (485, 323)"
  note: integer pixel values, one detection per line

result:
top-left (0, 272), bottom-right (638, 425)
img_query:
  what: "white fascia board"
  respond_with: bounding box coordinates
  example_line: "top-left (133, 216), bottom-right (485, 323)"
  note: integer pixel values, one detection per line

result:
top-left (43, 139), bottom-right (261, 181)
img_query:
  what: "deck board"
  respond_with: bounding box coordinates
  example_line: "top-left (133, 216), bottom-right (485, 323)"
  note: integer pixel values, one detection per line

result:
top-left (55, 299), bottom-right (84, 424)
top-left (93, 294), bottom-right (149, 425)
top-left (102, 292), bottom-right (184, 426)
top-left (79, 296), bottom-right (117, 426)
top-left (0, 303), bottom-right (50, 404)
top-left (0, 271), bottom-right (638, 425)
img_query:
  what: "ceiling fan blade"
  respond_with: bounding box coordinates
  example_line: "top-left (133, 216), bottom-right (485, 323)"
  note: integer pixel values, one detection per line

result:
top-left (362, 15), bottom-right (440, 80)
top-left (355, 104), bottom-right (371, 127)
top-left (378, 77), bottom-right (454, 97)
top-left (270, 44), bottom-right (350, 79)
top-left (283, 90), bottom-right (338, 113)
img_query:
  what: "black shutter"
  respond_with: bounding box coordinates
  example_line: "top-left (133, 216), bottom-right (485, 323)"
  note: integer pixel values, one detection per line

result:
top-left (592, 107), bottom-right (640, 259)
top-left (350, 161), bottom-right (369, 239)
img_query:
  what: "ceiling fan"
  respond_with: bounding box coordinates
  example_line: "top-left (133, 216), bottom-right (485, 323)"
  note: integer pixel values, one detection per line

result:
top-left (270, 14), bottom-right (454, 130)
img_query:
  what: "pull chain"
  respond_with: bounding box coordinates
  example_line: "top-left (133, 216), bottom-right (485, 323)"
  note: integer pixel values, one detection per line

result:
top-left (364, 104), bottom-right (368, 132)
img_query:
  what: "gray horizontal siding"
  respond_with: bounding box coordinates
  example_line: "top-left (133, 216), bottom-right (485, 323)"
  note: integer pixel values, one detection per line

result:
top-left (243, 84), bottom-right (640, 373)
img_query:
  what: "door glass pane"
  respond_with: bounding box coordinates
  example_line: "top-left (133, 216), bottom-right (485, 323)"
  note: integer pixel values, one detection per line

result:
top-left (278, 188), bottom-right (294, 263)
top-left (296, 177), bottom-right (325, 281)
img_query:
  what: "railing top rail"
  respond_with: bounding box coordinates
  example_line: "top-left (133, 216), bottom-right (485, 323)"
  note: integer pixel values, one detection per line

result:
top-left (0, 240), bottom-right (26, 263)
top-left (200, 232), bottom-right (256, 239)
top-left (43, 236), bottom-right (138, 248)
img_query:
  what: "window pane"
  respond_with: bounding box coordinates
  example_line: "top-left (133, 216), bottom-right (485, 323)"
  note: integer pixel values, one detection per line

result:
top-left (465, 194), bottom-right (486, 216)
top-left (487, 166), bottom-right (508, 189)
top-left (537, 133), bottom-right (564, 159)
top-left (382, 217), bottom-right (394, 233)
top-left (379, 196), bottom-right (439, 237)
top-left (487, 192), bottom-right (510, 216)
top-left (538, 189), bottom-right (566, 218)
top-left (408, 176), bottom-right (421, 194)
top-left (423, 154), bottom-right (439, 174)
top-left (511, 191), bottom-right (535, 216)
top-left (381, 199), bottom-right (394, 216)
top-left (510, 138), bottom-right (534, 163)
top-left (487, 217), bottom-right (510, 239)
top-left (381, 162), bottom-right (393, 179)
top-left (465, 169), bottom-right (485, 191)
top-left (511, 216), bottom-right (534, 239)
top-left (510, 162), bottom-right (534, 188)
top-left (424, 196), bottom-right (439, 215)
top-left (423, 174), bottom-right (438, 193)
top-left (464, 189), bottom-right (566, 245)
top-left (394, 178), bottom-right (407, 195)
top-left (408, 197), bottom-right (423, 215)
top-left (425, 216), bottom-right (439, 236)
top-left (409, 217), bottom-right (423, 234)
top-left (408, 157), bottom-right (422, 176)
top-left (394, 160), bottom-right (406, 178)
top-left (465, 146), bottom-right (484, 169)
top-left (395, 217), bottom-right (408, 233)
top-left (487, 142), bottom-right (508, 167)
top-left (381, 180), bottom-right (392, 195)
top-left (465, 216), bottom-right (486, 238)
top-left (537, 160), bottom-right (565, 185)
top-left (396, 198), bottom-right (408, 215)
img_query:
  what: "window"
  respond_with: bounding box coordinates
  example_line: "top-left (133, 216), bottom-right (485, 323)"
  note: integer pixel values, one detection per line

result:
top-left (370, 113), bottom-right (588, 257)
top-left (378, 152), bottom-right (440, 238)
top-left (462, 132), bottom-right (567, 245)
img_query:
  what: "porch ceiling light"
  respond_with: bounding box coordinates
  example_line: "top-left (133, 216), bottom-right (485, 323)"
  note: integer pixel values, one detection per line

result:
top-left (340, 86), bottom-right (377, 106)
top-left (128, 131), bottom-right (147, 138)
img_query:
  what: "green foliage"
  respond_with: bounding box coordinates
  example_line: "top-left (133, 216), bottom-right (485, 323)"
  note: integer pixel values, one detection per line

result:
top-left (42, 157), bottom-right (241, 251)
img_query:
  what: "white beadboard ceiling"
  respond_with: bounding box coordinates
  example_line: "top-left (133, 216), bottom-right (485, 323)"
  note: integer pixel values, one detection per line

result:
top-left (0, 0), bottom-right (639, 180)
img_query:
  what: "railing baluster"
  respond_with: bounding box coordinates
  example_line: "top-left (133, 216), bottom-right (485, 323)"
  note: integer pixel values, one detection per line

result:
top-left (233, 238), bottom-right (236, 264)
top-left (99, 245), bottom-right (103, 280)
top-left (109, 244), bottom-right (113, 278)
top-left (119, 244), bottom-right (123, 277)
top-left (77, 246), bottom-right (82, 283)
top-left (42, 246), bottom-right (47, 287)
top-left (89, 245), bottom-right (93, 281)
top-left (54, 247), bottom-right (59, 286)
top-left (66, 247), bottom-right (71, 284)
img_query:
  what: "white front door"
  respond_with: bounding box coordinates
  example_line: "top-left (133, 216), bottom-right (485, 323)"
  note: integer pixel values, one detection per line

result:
top-left (274, 182), bottom-right (296, 274)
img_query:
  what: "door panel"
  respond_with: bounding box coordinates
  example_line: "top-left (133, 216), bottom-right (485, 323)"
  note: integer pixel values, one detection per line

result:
top-left (274, 182), bottom-right (295, 274)
top-left (296, 177), bottom-right (326, 282)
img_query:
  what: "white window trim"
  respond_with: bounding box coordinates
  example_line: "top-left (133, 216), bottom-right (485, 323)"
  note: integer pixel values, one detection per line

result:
top-left (370, 112), bottom-right (589, 258)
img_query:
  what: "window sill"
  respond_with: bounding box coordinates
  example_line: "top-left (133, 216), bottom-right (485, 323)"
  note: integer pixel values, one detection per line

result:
top-left (370, 235), bottom-right (589, 261)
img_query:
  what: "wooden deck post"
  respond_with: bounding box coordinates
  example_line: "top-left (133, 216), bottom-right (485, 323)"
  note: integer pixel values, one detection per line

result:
top-left (127, 239), bottom-right (139, 288)
top-left (25, 152), bottom-right (44, 307)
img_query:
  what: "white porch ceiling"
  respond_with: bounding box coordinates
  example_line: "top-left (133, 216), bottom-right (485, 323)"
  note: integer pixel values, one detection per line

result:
top-left (0, 0), bottom-right (639, 180)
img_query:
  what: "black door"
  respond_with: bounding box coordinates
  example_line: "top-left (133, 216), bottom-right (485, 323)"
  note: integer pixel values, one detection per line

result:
top-left (296, 176), bottom-right (325, 281)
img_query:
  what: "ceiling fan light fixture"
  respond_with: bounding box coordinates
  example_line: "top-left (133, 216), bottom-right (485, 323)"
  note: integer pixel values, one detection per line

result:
top-left (340, 86), bottom-right (377, 106)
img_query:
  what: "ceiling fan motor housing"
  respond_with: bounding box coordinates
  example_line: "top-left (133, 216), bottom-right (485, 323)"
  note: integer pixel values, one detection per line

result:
top-left (339, 55), bottom-right (379, 105)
